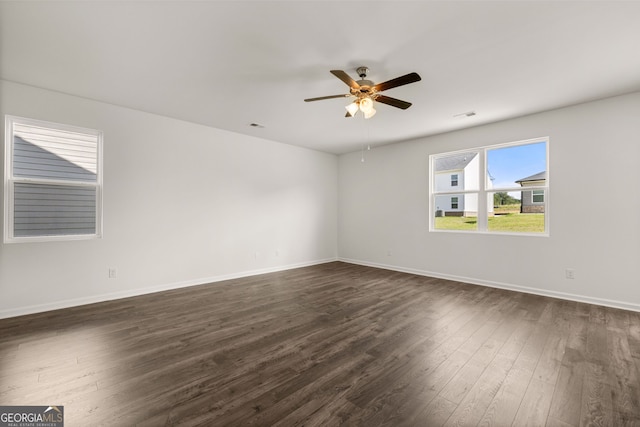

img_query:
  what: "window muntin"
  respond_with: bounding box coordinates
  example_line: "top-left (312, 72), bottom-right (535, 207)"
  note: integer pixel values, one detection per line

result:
top-left (4, 116), bottom-right (103, 243)
top-left (430, 138), bottom-right (548, 235)
top-left (451, 174), bottom-right (458, 186)
top-left (451, 196), bottom-right (459, 209)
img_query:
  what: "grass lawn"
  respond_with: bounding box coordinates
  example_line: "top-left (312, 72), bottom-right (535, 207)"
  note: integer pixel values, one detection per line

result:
top-left (493, 204), bottom-right (521, 214)
top-left (435, 213), bottom-right (544, 233)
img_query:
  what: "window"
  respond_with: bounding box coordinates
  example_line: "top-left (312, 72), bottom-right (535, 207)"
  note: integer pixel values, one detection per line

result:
top-left (430, 137), bottom-right (548, 234)
top-left (4, 116), bottom-right (103, 242)
top-left (451, 196), bottom-right (459, 209)
top-left (532, 190), bottom-right (544, 203)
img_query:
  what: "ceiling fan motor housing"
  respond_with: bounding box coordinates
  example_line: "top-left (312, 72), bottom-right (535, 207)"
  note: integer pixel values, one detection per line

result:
top-left (354, 81), bottom-right (375, 94)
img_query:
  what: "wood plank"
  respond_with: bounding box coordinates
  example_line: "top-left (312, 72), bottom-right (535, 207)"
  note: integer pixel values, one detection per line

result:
top-left (478, 366), bottom-right (533, 426)
top-left (478, 320), bottom-right (555, 426)
top-left (443, 353), bottom-right (514, 426)
top-left (414, 395), bottom-right (458, 426)
top-left (606, 329), bottom-right (640, 424)
top-left (512, 378), bottom-right (556, 426)
top-left (547, 347), bottom-right (586, 425)
top-left (581, 361), bottom-right (613, 427)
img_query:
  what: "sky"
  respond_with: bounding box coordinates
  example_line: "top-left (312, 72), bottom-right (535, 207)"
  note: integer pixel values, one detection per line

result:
top-left (487, 141), bottom-right (547, 197)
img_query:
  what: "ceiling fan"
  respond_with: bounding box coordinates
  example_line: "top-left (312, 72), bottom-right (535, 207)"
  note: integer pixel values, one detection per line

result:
top-left (304, 66), bottom-right (421, 119)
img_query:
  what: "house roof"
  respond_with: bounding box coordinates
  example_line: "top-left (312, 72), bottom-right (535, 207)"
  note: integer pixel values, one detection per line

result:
top-left (515, 171), bottom-right (546, 183)
top-left (435, 152), bottom-right (477, 172)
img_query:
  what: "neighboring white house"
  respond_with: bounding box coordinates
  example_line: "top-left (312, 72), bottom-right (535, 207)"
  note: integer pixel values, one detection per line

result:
top-left (434, 152), bottom-right (492, 217)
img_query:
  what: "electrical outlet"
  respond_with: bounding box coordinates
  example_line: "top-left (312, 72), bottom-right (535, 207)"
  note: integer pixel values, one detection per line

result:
top-left (108, 268), bottom-right (117, 279)
top-left (565, 268), bottom-right (575, 279)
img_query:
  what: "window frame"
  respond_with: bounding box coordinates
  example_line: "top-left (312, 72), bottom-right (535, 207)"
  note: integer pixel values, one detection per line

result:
top-left (429, 137), bottom-right (549, 236)
top-left (451, 174), bottom-right (458, 187)
top-left (4, 115), bottom-right (103, 243)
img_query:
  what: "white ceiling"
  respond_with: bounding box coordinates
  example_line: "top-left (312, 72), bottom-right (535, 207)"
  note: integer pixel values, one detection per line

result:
top-left (2, 1), bottom-right (640, 154)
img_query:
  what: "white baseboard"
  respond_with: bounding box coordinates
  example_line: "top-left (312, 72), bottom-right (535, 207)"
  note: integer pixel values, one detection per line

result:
top-left (0, 258), bottom-right (338, 319)
top-left (6, 256), bottom-right (637, 319)
top-left (339, 257), bottom-right (640, 313)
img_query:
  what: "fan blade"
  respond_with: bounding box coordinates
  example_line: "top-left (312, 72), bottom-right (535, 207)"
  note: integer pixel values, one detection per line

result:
top-left (375, 95), bottom-right (412, 110)
top-left (345, 111), bottom-right (354, 118)
top-left (373, 72), bottom-right (421, 93)
top-left (330, 70), bottom-right (360, 90)
top-left (304, 94), bottom-right (350, 102)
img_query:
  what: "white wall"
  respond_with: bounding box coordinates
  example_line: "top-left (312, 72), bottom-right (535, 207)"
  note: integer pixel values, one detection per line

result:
top-left (339, 92), bottom-right (640, 311)
top-left (0, 80), bottom-right (338, 318)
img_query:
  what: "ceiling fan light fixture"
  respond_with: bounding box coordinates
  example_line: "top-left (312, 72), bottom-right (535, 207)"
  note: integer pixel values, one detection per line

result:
top-left (345, 102), bottom-right (359, 116)
top-left (359, 97), bottom-right (374, 113)
top-left (363, 107), bottom-right (377, 119)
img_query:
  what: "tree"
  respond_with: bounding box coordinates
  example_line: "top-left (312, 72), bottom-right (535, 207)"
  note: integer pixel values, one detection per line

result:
top-left (494, 192), bottom-right (519, 206)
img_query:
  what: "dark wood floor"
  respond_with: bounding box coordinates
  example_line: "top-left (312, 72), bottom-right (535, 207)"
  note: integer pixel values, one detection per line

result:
top-left (1, 262), bottom-right (639, 426)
